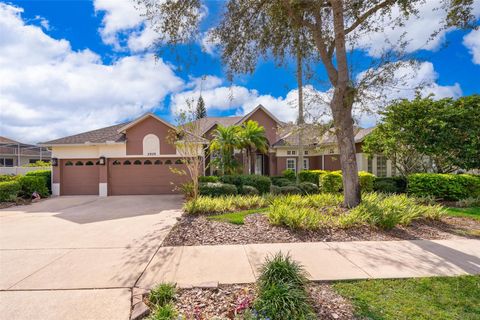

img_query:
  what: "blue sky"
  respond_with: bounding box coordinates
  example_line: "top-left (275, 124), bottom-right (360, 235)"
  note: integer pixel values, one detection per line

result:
top-left (0, 0), bottom-right (479, 143)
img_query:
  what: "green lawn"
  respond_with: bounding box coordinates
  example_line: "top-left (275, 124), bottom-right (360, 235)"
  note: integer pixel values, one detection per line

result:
top-left (206, 207), bottom-right (268, 225)
top-left (445, 207), bottom-right (480, 220)
top-left (333, 276), bottom-right (480, 320)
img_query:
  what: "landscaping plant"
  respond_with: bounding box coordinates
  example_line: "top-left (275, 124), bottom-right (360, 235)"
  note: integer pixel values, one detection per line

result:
top-left (408, 173), bottom-right (480, 200)
top-left (25, 170), bottom-right (52, 193)
top-left (149, 283), bottom-right (176, 307)
top-left (199, 182), bottom-right (238, 197)
top-left (0, 180), bottom-right (21, 202)
top-left (184, 195), bottom-right (269, 215)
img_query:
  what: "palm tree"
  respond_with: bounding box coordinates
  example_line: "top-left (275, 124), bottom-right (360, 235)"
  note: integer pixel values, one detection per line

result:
top-left (210, 124), bottom-right (240, 175)
top-left (239, 120), bottom-right (269, 174)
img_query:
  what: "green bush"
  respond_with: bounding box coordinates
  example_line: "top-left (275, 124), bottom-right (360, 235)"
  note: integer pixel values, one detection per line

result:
top-left (282, 169), bottom-right (296, 181)
top-left (219, 174), bottom-right (245, 189)
top-left (359, 171), bottom-right (375, 192)
top-left (255, 253), bottom-right (314, 320)
top-left (0, 180), bottom-right (21, 202)
top-left (147, 304), bottom-right (178, 320)
top-left (198, 176), bottom-right (219, 183)
top-left (25, 170), bottom-right (51, 193)
top-left (343, 193), bottom-right (444, 230)
top-left (374, 177), bottom-right (400, 193)
top-left (270, 184), bottom-right (281, 195)
top-left (408, 173), bottom-right (480, 200)
top-left (184, 195), bottom-right (268, 214)
top-left (243, 175), bottom-right (271, 194)
top-left (298, 170), bottom-right (326, 186)
top-left (298, 182), bottom-right (319, 194)
top-left (0, 174), bottom-right (18, 182)
top-left (22, 160), bottom-right (51, 167)
top-left (456, 196), bottom-right (480, 208)
top-left (320, 171), bottom-right (343, 193)
top-left (271, 177), bottom-right (294, 187)
top-left (199, 182), bottom-right (238, 197)
top-left (149, 283), bottom-right (176, 307)
top-left (279, 185), bottom-right (302, 195)
top-left (242, 185), bottom-right (259, 195)
top-left (17, 176), bottom-right (49, 198)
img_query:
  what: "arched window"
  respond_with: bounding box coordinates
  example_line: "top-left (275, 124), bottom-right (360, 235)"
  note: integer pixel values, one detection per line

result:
top-left (123, 160), bottom-right (131, 165)
top-left (75, 161), bottom-right (84, 166)
top-left (175, 159), bottom-right (183, 164)
top-left (134, 160), bottom-right (142, 165)
top-left (164, 159), bottom-right (172, 165)
top-left (112, 160), bottom-right (121, 165)
top-left (154, 160), bottom-right (162, 165)
top-left (65, 161), bottom-right (73, 166)
top-left (85, 161), bottom-right (94, 166)
top-left (143, 134), bottom-right (160, 156)
top-left (144, 160), bottom-right (152, 165)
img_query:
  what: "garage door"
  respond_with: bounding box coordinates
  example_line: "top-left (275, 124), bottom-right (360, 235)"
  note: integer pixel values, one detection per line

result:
top-left (61, 159), bottom-right (99, 195)
top-left (108, 158), bottom-right (188, 195)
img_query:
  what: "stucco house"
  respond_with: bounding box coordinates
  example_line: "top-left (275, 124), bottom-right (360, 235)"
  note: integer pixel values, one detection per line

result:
top-left (41, 105), bottom-right (394, 196)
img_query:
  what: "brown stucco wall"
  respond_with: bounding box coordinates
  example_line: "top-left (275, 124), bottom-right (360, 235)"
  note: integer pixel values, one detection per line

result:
top-left (52, 165), bottom-right (60, 183)
top-left (125, 117), bottom-right (176, 155)
top-left (244, 108), bottom-right (278, 145)
top-left (324, 154), bottom-right (341, 171)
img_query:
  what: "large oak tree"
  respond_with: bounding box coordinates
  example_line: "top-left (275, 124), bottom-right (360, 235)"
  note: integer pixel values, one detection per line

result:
top-left (138, 0), bottom-right (476, 207)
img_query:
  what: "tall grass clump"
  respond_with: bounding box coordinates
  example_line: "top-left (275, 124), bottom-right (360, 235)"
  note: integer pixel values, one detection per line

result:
top-left (184, 195), bottom-right (268, 215)
top-left (341, 193), bottom-right (445, 230)
top-left (255, 253), bottom-right (315, 320)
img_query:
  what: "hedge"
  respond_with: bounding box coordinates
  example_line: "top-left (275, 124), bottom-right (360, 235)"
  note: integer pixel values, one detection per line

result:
top-left (298, 182), bottom-right (320, 194)
top-left (358, 171), bottom-right (375, 192)
top-left (279, 185), bottom-right (303, 195)
top-left (0, 180), bottom-right (21, 202)
top-left (320, 171), bottom-right (343, 193)
top-left (298, 170), bottom-right (326, 186)
top-left (220, 174), bottom-right (271, 194)
top-left (25, 170), bottom-right (51, 193)
top-left (17, 176), bottom-right (50, 198)
top-left (408, 173), bottom-right (480, 200)
top-left (282, 169), bottom-right (296, 181)
top-left (0, 174), bottom-right (18, 182)
top-left (242, 185), bottom-right (259, 195)
top-left (199, 182), bottom-right (238, 197)
top-left (198, 176), bottom-right (219, 183)
top-left (374, 177), bottom-right (407, 194)
top-left (271, 177), bottom-right (295, 187)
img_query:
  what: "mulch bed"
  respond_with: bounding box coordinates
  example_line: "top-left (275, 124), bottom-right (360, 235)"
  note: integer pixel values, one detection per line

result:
top-left (163, 213), bottom-right (480, 247)
top-left (164, 283), bottom-right (354, 319)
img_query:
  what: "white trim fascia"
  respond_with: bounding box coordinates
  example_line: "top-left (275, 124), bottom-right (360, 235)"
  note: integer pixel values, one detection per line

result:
top-left (39, 142), bottom-right (125, 147)
top-left (117, 113), bottom-right (177, 133)
top-left (236, 104), bottom-right (284, 126)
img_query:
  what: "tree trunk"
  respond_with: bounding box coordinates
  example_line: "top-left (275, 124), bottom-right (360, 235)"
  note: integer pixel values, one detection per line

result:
top-left (296, 39), bottom-right (304, 184)
top-left (330, 0), bottom-right (361, 207)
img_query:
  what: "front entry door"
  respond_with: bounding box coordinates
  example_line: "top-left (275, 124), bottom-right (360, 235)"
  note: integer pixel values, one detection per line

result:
top-left (255, 154), bottom-right (263, 175)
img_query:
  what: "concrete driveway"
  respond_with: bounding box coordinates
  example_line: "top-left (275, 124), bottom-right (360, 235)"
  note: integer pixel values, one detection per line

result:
top-left (0, 195), bottom-right (183, 320)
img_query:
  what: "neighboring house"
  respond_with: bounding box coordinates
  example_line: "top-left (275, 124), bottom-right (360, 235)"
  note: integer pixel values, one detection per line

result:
top-left (0, 136), bottom-right (51, 167)
top-left (41, 105), bottom-right (394, 197)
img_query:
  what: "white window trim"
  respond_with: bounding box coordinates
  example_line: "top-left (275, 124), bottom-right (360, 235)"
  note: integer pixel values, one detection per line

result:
top-left (286, 158), bottom-right (296, 173)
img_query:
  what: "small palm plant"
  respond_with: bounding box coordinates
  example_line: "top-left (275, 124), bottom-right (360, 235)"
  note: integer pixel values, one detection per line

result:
top-left (210, 124), bottom-right (240, 175)
top-left (238, 120), bottom-right (269, 174)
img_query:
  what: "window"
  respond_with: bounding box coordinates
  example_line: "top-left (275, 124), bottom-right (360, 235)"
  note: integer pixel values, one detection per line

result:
top-left (154, 160), bottom-right (162, 165)
top-left (75, 161), bottom-right (83, 166)
top-left (112, 160), bottom-right (121, 165)
top-left (286, 158), bottom-right (296, 173)
top-left (65, 161), bottom-right (73, 166)
top-left (367, 157), bottom-right (373, 173)
top-left (144, 160), bottom-right (152, 165)
top-left (376, 155), bottom-right (387, 177)
top-left (123, 160), bottom-right (131, 165)
top-left (1, 158), bottom-right (14, 167)
top-left (85, 161), bottom-right (94, 166)
top-left (329, 149), bottom-right (335, 154)
top-left (304, 150), bottom-right (309, 155)
top-left (287, 150), bottom-right (296, 155)
top-left (303, 158), bottom-right (309, 170)
top-left (143, 134), bottom-right (160, 156)
top-left (133, 160), bottom-right (142, 165)
top-left (165, 159), bottom-right (172, 164)
top-left (391, 159), bottom-right (397, 176)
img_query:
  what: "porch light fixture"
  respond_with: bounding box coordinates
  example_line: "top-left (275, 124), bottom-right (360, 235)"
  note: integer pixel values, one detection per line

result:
top-left (98, 156), bottom-right (106, 165)
top-left (51, 158), bottom-right (58, 166)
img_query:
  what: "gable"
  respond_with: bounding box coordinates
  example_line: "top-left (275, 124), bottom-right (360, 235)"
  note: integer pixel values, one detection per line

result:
top-left (125, 116), bottom-right (176, 155)
top-left (242, 107), bottom-right (279, 145)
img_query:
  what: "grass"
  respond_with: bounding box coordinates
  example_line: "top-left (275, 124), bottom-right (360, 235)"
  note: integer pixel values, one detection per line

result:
top-left (444, 207), bottom-right (480, 220)
top-left (207, 207), bottom-right (269, 225)
top-left (333, 275), bottom-right (480, 320)
top-left (148, 283), bottom-right (176, 307)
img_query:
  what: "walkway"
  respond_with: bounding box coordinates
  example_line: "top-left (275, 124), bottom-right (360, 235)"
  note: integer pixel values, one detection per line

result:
top-left (138, 239), bottom-right (480, 288)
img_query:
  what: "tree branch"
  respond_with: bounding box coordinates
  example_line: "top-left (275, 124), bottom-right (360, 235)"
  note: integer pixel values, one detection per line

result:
top-left (344, 0), bottom-right (395, 35)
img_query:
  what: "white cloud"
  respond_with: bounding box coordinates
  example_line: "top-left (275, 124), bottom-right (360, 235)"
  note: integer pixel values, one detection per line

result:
top-left (463, 29), bottom-right (480, 65)
top-left (355, 0), bottom-right (480, 57)
top-left (0, 3), bottom-right (183, 144)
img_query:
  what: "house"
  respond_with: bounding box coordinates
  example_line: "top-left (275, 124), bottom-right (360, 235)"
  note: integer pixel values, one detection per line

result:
top-left (41, 105), bottom-right (394, 196)
top-left (0, 136), bottom-right (51, 167)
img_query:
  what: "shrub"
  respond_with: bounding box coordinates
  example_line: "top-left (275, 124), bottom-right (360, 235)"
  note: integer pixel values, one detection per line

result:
top-left (242, 175), bottom-right (271, 194)
top-left (271, 177), bottom-right (294, 187)
top-left (26, 170), bottom-right (51, 193)
top-left (17, 176), bottom-right (49, 198)
top-left (268, 203), bottom-right (322, 229)
top-left (408, 173), bottom-right (480, 200)
top-left (282, 169), bottom-right (296, 181)
top-left (23, 160), bottom-right (51, 167)
top-left (279, 185), bottom-right (302, 195)
top-left (199, 182), bottom-right (237, 197)
top-left (374, 177), bottom-right (407, 194)
top-left (0, 174), bottom-right (18, 182)
top-left (359, 171), bottom-right (375, 192)
top-left (270, 184), bottom-right (281, 195)
top-left (219, 175), bottom-right (245, 189)
top-left (184, 195), bottom-right (268, 215)
top-left (148, 304), bottom-right (178, 320)
top-left (0, 180), bottom-right (21, 202)
top-left (298, 170), bottom-right (326, 185)
top-left (298, 182), bottom-right (319, 194)
top-left (149, 283), bottom-right (176, 307)
top-left (320, 171), bottom-right (343, 193)
top-left (255, 253), bottom-right (314, 320)
top-left (198, 176), bottom-right (219, 183)
top-left (242, 185), bottom-right (259, 195)
top-left (456, 196), bottom-right (480, 208)
top-left (342, 193), bottom-right (444, 230)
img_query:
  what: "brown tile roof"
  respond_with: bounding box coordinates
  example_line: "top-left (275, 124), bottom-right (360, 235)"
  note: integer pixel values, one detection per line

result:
top-left (41, 123), bottom-right (128, 145)
top-left (189, 116), bottom-right (243, 135)
top-left (0, 136), bottom-right (21, 144)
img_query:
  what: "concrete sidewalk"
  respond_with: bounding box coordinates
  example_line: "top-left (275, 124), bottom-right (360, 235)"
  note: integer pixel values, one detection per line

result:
top-left (138, 239), bottom-right (480, 288)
